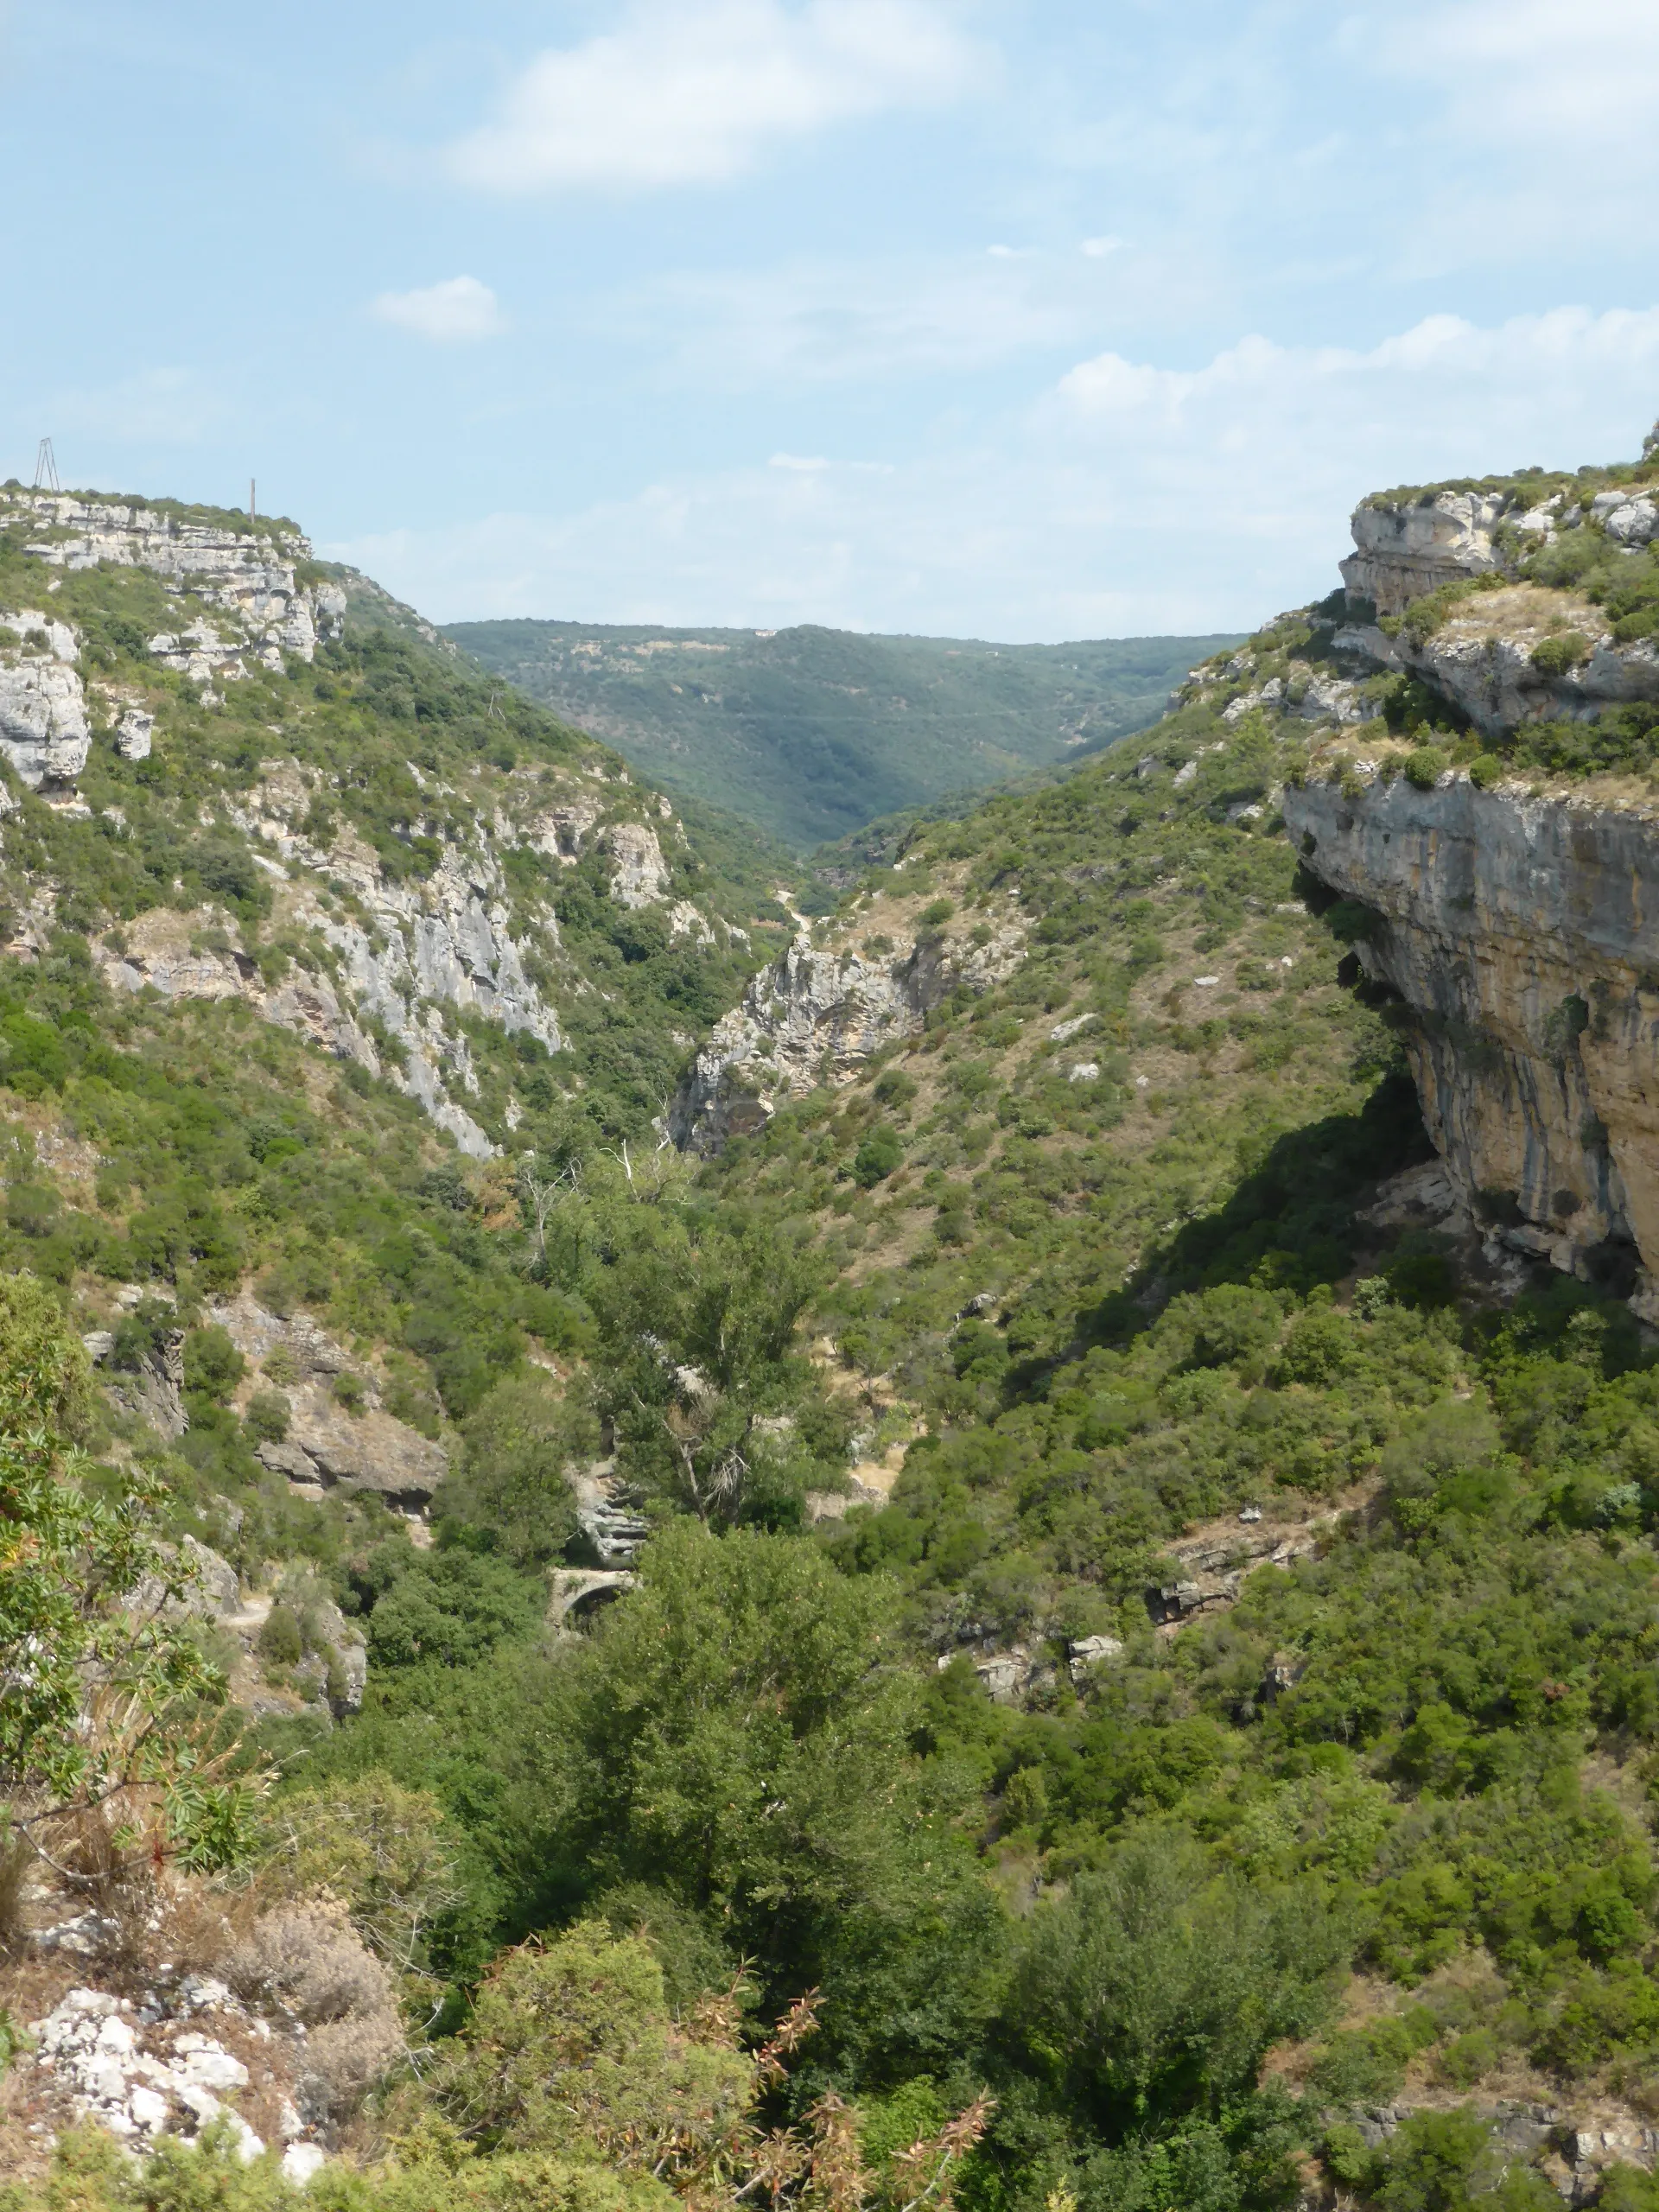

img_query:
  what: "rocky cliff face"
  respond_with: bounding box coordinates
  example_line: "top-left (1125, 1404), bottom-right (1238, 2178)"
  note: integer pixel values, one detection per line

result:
top-left (1283, 763), bottom-right (1659, 1305)
top-left (75, 788), bottom-right (579, 1160)
top-left (0, 493), bottom-right (345, 791)
top-left (0, 489), bottom-right (756, 1156)
top-left (1366, 591), bottom-right (1659, 738)
top-left (1341, 489), bottom-right (1511, 616)
top-left (1341, 481), bottom-right (1658, 618)
top-left (1278, 445), bottom-right (1659, 1313)
top-left (671, 909), bottom-right (1028, 1152)
top-left (8, 489), bottom-right (343, 669)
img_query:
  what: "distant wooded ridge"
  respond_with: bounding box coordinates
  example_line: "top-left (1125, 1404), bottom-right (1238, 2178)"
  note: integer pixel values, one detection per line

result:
top-left (446, 618), bottom-right (1243, 849)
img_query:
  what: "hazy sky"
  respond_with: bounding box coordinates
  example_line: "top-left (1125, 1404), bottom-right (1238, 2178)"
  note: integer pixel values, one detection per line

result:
top-left (7, 2), bottom-right (1659, 637)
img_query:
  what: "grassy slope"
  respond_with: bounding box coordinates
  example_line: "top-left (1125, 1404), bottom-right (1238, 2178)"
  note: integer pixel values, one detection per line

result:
top-left (444, 619), bottom-right (1243, 849)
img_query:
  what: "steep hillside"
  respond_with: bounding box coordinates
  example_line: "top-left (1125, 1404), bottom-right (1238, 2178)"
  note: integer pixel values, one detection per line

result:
top-left (0, 487), bottom-right (792, 1153)
top-left (16, 455), bottom-right (1659, 2212)
top-left (445, 618), bottom-right (1242, 849)
top-left (0, 480), bottom-right (792, 1597)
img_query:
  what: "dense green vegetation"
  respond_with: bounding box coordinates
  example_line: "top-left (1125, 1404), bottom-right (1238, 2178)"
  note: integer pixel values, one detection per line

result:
top-left (13, 502), bottom-right (1659, 2211)
top-left (446, 619), bottom-right (1242, 849)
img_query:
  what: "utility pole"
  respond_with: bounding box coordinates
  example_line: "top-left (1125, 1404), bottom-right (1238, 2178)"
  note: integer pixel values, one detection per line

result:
top-left (33, 438), bottom-right (60, 493)
top-left (249, 477), bottom-right (256, 524)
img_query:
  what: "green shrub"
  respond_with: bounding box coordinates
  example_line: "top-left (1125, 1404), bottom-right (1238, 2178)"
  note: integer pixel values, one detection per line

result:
top-left (332, 1370), bottom-right (368, 1415)
top-left (244, 1389), bottom-right (290, 1445)
top-left (436, 1370), bottom-right (591, 1566)
top-left (918, 899), bottom-right (956, 929)
top-left (1405, 746), bottom-right (1449, 791)
top-left (257, 1604), bottom-right (304, 1667)
top-left (853, 1125), bottom-right (904, 1187)
top-left (1469, 754), bottom-right (1504, 790)
top-left (1531, 631), bottom-right (1592, 678)
top-left (182, 1325), bottom-right (245, 1404)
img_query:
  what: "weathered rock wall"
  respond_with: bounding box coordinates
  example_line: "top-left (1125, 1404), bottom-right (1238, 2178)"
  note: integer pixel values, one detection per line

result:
top-left (1283, 766), bottom-right (1659, 1307)
top-left (1341, 491), bottom-right (1509, 616)
top-left (671, 916), bottom-right (1028, 1153)
top-left (1332, 594), bottom-right (1659, 741)
top-left (2, 490), bottom-right (345, 676)
top-left (0, 609), bottom-right (91, 786)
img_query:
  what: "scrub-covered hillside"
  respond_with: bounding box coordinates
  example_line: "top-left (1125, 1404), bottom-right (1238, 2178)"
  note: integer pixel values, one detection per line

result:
top-left (448, 617), bottom-right (1242, 849)
top-left (10, 468), bottom-right (1659, 2212)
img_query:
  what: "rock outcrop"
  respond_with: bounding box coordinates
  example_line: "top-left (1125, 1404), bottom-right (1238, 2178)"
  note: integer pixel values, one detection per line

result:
top-left (0, 492), bottom-right (753, 1158)
top-left (2, 490), bottom-right (345, 678)
top-left (671, 916), bottom-right (1028, 1153)
top-left (1147, 1510), bottom-right (1334, 1624)
top-left (210, 1294), bottom-right (448, 1511)
top-left (1334, 588), bottom-right (1659, 740)
top-left (602, 820), bottom-right (672, 906)
top-left (1284, 763), bottom-right (1659, 1308)
top-left (0, 609), bottom-right (91, 786)
top-left (29, 1984), bottom-right (271, 2164)
top-left (1341, 489), bottom-right (1509, 616)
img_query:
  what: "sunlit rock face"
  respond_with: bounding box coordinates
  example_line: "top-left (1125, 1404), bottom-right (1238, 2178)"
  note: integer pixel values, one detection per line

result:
top-left (0, 609), bottom-right (90, 785)
top-left (1339, 491), bottom-right (1509, 618)
top-left (3, 490), bottom-right (345, 671)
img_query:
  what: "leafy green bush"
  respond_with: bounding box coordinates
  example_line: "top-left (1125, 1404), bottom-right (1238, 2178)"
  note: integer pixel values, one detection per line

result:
top-left (244, 1389), bottom-right (291, 1445)
top-left (436, 1370), bottom-right (592, 1567)
top-left (332, 1371), bottom-right (368, 1415)
top-left (854, 1124), bottom-right (904, 1186)
top-left (1405, 746), bottom-right (1449, 791)
top-left (1531, 631), bottom-right (1592, 677)
top-left (359, 1546), bottom-right (545, 1672)
top-left (257, 1603), bottom-right (304, 1667)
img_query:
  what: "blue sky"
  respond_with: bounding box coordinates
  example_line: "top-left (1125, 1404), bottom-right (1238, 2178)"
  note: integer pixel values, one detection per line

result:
top-left (6, 1), bottom-right (1659, 638)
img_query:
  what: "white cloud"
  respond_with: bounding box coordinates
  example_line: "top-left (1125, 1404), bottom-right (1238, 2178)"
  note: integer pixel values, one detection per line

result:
top-left (1058, 308), bottom-right (1659, 441)
top-left (1080, 236), bottom-right (1122, 258)
top-left (371, 276), bottom-right (506, 343)
top-left (442, 0), bottom-right (983, 194)
top-left (769, 453), bottom-right (830, 470)
top-left (329, 302), bottom-right (1659, 641)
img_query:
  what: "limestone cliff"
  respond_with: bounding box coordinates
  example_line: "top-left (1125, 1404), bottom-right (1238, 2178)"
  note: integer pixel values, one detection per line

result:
top-left (0, 493), bottom-right (344, 787)
top-left (1283, 762), bottom-right (1659, 1306)
top-left (672, 906), bottom-right (1028, 1152)
top-left (0, 492), bottom-right (756, 1157)
top-left (1276, 435), bottom-right (1659, 1313)
top-left (1341, 488), bottom-right (1511, 616)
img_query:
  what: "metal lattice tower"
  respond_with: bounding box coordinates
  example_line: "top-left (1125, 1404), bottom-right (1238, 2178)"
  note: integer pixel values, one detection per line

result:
top-left (32, 438), bottom-right (60, 493)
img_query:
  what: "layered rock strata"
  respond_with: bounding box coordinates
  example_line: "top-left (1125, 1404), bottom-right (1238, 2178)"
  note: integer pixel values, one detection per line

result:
top-left (1284, 765), bottom-right (1659, 1310)
top-left (1, 490), bottom-right (346, 674)
top-left (1341, 490), bottom-right (1509, 616)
